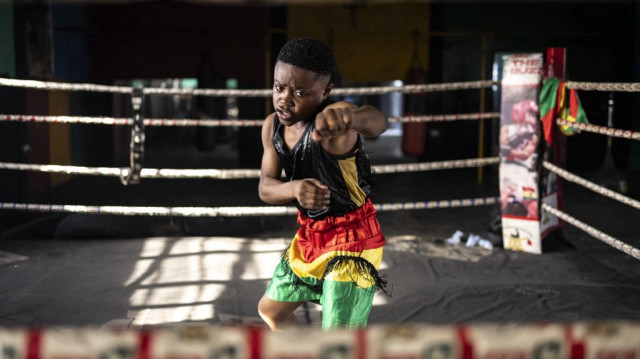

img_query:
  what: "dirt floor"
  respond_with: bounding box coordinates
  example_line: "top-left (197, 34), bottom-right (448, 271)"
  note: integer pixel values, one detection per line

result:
top-left (1, 137), bottom-right (639, 328)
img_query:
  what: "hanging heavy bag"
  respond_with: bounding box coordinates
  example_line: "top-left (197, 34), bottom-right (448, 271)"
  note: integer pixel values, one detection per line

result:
top-left (401, 31), bottom-right (429, 158)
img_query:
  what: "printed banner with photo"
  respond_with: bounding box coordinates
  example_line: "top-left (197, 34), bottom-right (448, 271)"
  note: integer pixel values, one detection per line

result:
top-left (499, 54), bottom-right (543, 254)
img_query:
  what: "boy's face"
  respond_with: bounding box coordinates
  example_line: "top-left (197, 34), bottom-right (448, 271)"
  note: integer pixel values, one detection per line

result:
top-left (273, 61), bottom-right (332, 126)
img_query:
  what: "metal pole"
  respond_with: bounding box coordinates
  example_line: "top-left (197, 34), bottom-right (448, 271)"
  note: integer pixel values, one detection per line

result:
top-left (477, 33), bottom-right (488, 185)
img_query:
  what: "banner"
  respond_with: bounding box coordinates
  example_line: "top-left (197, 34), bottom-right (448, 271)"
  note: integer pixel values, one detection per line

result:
top-left (499, 54), bottom-right (543, 254)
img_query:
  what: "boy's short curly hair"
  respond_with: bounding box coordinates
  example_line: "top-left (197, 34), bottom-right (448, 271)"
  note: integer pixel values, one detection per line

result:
top-left (276, 37), bottom-right (335, 78)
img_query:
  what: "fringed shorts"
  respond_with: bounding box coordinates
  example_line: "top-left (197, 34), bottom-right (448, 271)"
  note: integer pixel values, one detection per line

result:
top-left (265, 199), bottom-right (388, 330)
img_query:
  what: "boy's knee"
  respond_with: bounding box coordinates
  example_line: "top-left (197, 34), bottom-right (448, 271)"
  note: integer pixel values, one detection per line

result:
top-left (257, 297), bottom-right (271, 319)
top-left (257, 296), bottom-right (300, 329)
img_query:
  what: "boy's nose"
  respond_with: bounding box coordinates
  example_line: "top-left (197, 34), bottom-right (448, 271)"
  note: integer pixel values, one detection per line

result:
top-left (278, 91), bottom-right (293, 106)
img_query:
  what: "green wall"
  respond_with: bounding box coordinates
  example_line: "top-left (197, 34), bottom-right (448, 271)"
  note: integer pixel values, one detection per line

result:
top-left (0, 2), bottom-right (15, 77)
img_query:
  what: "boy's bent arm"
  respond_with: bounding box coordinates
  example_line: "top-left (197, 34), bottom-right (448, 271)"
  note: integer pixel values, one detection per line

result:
top-left (258, 114), bottom-right (331, 211)
top-left (258, 114), bottom-right (293, 204)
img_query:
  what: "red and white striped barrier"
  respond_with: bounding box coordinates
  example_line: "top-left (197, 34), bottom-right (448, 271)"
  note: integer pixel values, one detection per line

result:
top-left (1, 322), bottom-right (639, 359)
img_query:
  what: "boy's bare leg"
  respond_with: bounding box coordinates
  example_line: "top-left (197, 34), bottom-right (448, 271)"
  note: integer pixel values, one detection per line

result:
top-left (258, 295), bottom-right (303, 330)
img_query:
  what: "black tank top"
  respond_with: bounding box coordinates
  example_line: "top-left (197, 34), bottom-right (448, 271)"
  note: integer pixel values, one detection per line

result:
top-left (272, 102), bottom-right (373, 219)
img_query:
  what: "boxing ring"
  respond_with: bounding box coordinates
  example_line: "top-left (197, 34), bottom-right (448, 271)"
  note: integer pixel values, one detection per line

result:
top-left (0, 69), bottom-right (640, 355)
top-left (0, 77), bottom-right (638, 256)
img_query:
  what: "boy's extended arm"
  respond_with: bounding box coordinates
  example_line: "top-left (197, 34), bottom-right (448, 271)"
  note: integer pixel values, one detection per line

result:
top-left (312, 101), bottom-right (388, 154)
top-left (258, 114), bottom-right (331, 211)
top-left (313, 101), bottom-right (387, 140)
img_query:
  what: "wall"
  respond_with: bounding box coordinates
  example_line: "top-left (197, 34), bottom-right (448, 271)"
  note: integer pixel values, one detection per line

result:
top-left (0, 2), bottom-right (15, 77)
top-left (287, 3), bottom-right (430, 83)
top-left (87, 2), bottom-right (271, 87)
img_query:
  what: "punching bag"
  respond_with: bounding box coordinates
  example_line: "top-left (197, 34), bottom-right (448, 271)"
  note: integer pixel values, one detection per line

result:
top-left (401, 31), bottom-right (428, 158)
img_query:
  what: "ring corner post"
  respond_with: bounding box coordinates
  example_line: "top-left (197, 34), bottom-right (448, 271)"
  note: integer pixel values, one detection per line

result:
top-left (498, 53), bottom-right (543, 254)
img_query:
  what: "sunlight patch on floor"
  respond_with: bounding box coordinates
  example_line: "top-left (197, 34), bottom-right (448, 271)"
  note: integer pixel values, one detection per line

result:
top-left (124, 235), bottom-right (400, 326)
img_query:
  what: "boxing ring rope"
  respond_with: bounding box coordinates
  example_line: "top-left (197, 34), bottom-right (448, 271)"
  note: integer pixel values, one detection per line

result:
top-left (538, 80), bottom-right (640, 260)
top-left (541, 203), bottom-right (640, 260)
top-left (555, 118), bottom-right (640, 140)
top-left (0, 114), bottom-right (265, 127)
top-left (0, 157), bottom-right (500, 179)
top-left (0, 77), bottom-right (495, 95)
top-left (0, 197), bottom-right (499, 217)
top-left (543, 161), bottom-right (640, 211)
top-left (565, 81), bottom-right (640, 92)
top-left (541, 160), bottom-right (640, 260)
top-left (0, 112), bottom-right (500, 126)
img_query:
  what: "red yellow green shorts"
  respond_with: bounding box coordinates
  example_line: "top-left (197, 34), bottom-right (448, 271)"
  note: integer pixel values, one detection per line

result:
top-left (265, 200), bottom-right (387, 330)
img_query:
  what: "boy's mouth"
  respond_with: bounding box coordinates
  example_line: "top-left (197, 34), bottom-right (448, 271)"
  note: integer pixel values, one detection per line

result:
top-left (277, 110), bottom-right (291, 122)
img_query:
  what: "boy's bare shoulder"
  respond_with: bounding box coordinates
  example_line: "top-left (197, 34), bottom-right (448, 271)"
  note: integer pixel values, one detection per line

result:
top-left (262, 112), bottom-right (277, 142)
top-left (264, 112), bottom-right (276, 126)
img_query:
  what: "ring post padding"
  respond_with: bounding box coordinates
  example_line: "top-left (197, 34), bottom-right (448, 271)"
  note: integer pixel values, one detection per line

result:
top-left (120, 86), bottom-right (145, 186)
top-left (498, 54), bottom-right (544, 254)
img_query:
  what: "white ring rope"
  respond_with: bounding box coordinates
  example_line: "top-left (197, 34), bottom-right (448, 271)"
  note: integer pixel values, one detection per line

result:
top-left (564, 81), bottom-right (640, 92)
top-left (0, 78), bottom-right (133, 94)
top-left (0, 113), bottom-right (500, 126)
top-left (0, 197), bottom-right (499, 217)
top-left (0, 202), bottom-right (298, 217)
top-left (391, 112), bottom-right (500, 123)
top-left (332, 81), bottom-right (495, 95)
top-left (375, 197), bottom-right (498, 211)
top-left (556, 118), bottom-right (640, 141)
top-left (0, 114), bottom-right (264, 127)
top-left (0, 77), bottom-right (495, 96)
top-left (0, 162), bottom-right (261, 179)
top-left (374, 157), bottom-right (499, 174)
top-left (543, 161), bottom-right (640, 211)
top-left (0, 157), bottom-right (499, 179)
top-left (3, 76), bottom-right (639, 96)
top-left (541, 203), bottom-right (640, 260)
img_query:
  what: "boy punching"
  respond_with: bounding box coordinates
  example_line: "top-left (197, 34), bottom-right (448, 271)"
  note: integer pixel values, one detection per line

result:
top-left (257, 37), bottom-right (389, 330)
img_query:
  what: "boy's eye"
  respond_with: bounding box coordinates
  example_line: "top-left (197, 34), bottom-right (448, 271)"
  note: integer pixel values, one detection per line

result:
top-left (295, 91), bottom-right (304, 97)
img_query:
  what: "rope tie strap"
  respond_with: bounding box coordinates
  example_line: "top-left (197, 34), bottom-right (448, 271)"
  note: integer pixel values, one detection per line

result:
top-left (541, 203), bottom-right (640, 260)
top-left (120, 87), bottom-right (145, 186)
top-left (555, 119), bottom-right (640, 141)
top-left (542, 161), bottom-right (640, 210)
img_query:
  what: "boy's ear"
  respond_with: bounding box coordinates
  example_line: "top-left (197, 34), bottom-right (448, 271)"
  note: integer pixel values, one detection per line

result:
top-left (323, 83), bottom-right (334, 100)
